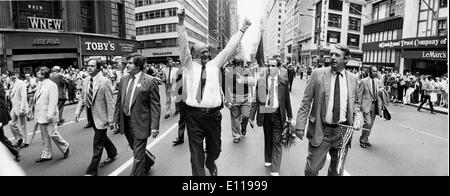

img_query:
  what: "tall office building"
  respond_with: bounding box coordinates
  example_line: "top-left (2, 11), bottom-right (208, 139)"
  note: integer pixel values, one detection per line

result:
top-left (217, 0), bottom-right (230, 51)
top-left (0, 0), bottom-right (137, 73)
top-left (135, 0), bottom-right (208, 63)
top-left (262, 0), bottom-right (287, 60)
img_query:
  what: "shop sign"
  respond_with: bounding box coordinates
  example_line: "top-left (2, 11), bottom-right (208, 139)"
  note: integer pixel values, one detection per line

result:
top-left (402, 50), bottom-right (447, 60)
top-left (153, 52), bottom-right (173, 56)
top-left (28, 16), bottom-right (63, 31)
top-left (82, 37), bottom-right (137, 56)
top-left (363, 36), bottom-right (447, 50)
top-left (33, 39), bottom-right (60, 46)
top-left (5, 33), bottom-right (77, 49)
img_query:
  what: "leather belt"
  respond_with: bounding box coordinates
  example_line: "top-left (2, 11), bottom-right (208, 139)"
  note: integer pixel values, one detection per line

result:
top-left (186, 105), bottom-right (221, 114)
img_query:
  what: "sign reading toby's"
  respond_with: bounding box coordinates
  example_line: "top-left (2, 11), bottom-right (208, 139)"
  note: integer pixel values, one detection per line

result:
top-left (85, 41), bottom-right (116, 52)
top-left (82, 37), bottom-right (137, 56)
top-left (28, 16), bottom-right (63, 31)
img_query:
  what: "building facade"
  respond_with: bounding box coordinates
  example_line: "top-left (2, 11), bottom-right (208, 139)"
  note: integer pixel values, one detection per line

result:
top-left (135, 0), bottom-right (208, 63)
top-left (362, 0), bottom-right (448, 76)
top-left (218, 0), bottom-right (230, 51)
top-left (0, 0), bottom-right (137, 73)
top-left (263, 0), bottom-right (287, 60)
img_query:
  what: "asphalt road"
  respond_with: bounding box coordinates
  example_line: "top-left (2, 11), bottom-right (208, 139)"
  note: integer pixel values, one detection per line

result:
top-left (3, 77), bottom-right (448, 176)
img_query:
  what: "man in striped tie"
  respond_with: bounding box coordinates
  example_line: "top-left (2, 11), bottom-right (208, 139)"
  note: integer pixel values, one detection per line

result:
top-left (75, 58), bottom-right (118, 176)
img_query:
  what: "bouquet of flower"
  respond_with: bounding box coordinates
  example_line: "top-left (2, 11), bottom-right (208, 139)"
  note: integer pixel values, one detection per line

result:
top-left (281, 122), bottom-right (297, 149)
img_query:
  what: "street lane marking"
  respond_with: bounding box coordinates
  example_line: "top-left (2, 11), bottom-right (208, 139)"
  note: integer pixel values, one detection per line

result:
top-left (398, 124), bottom-right (449, 142)
top-left (108, 123), bottom-right (178, 176)
top-left (7, 118), bottom-right (86, 141)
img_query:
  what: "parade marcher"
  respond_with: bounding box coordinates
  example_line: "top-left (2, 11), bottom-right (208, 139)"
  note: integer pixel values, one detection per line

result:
top-left (287, 63), bottom-right (296, 92)
top-left (34, 66), bottom-right (70, 163)
top-left (357, 66), bottom-right (383, 149)
top-left (162, 57), bottom-right (179, 119)
top-left (8, 72), bottom-right (29, 149)
top-left (177, 7), bottom-right (252, 176)
top-left (25, 73), bottom-right (37, 105)
top-left (418, 76), bottom-right (435, 114)
top-left (225, 58), bottom-right (256, 144)
top-left (114, 53), bottom-right (161, 176)
top-left (0, 79), bottom-right (21, 162)
top-left (249, 58), bottom-right (292, 176)
top-left (295, 44), bottom-right (363, 176)
top-left (50, 66), bottom-right (68, 126)
top-left (75, 59), bottom-right (118, 176)
top-left (172, 63), bottom-right (187, 146)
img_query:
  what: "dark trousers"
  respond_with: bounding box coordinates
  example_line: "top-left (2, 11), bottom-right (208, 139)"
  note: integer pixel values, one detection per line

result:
top-left (0, 127), bottom-right (19, 157)
top-left (418, 95), bottom-right (435, 113)
top-left (85, 109), bottom-right (117, 176)
top-left (186, 107), bottom-right (222, 176)
top-left (124, 115), bottom-right (155, 176)
top-left (305, 125), bottom-right (349, 176)
top-left (262, 110), bottom-right (283, 173)
top-left (177, 101), bottom-right (187, 140)
top-left (68, 86), bottom-right (76, 102)
top-left (360, 102), bottom-right (377, 144)
top-left (300, 72), bottom-right (304, 80)
top-left (57, 98), bottom-right (66, 122)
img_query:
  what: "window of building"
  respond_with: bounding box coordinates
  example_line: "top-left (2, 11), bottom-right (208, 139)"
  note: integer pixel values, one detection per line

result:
top-left (383, 31), bottom-right (388, 41)
top-left (372, 1), bottom-right (389, 21)
top-left (327, 31), bottom-right (341, 43)
top-left (329, 0), bottom-right (343, 11)
top-left (349, 3), bottom-right (362, 15)
top-left (391, 50), bottom-right (396, 63)
top-left (348, 17), bottom-right (361, 31)
top-left (387, 31), bottom-right (393, 40)
top-left (392, 30), bottom-right (398, 39)
top-left (328, 13), bottom-right (342, 28)
top-left (381, 50), bottom-right (386, 62)
top-left (347, 34), bottom-right (360, 47)
top-left (386, 49), bottom-right (391, 63)
top-left (438, 20), bottom-right (447, 36)
top-left (440, 0), bottom-right (447, 8)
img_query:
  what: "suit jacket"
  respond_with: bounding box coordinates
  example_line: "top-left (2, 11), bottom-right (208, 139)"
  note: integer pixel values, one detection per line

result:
top-left (34, 79), bottom-right (59, 124)
top-left (161, 66), bottom-right (179, 85)
top-left (358, 77), bottom-right (382, 115)
top-left (295, 67), bottom-right (363, 147)
top-left (75, 73), bottom-right (115, 130)
top-left (114, 73), bottom-right (161, 139)
top-left (9, 79), bottom-right (28, 116)
top-left (50, 73), bottom-right (68, 99)
top-left (250, 68), bottom-right (293, 126)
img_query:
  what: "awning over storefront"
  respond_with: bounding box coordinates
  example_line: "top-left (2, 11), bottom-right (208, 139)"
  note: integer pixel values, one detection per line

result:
top-left (346, 59), bottom-right (362, 67)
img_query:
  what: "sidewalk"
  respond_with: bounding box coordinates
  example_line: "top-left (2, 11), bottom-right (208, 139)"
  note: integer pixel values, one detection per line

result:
top-left (406, 103), bottom-right (448, 115)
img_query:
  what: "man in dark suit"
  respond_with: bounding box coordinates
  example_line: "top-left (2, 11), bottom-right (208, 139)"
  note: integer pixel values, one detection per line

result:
top-left (114, 53), bottom-right (161, 176)
top-left (249, 58), bottom-right (293, 176)
top-left (358, 66), bottom-right (383, 148)
top-left (50, 66), bottom-right (68, 126)
top-left (295, 44), bottom-right (363, 176)
top-left (172, 64), bottom-right (186, 146)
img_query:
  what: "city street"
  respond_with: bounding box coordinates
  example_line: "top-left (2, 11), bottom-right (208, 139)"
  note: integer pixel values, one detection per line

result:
top-left (3, 76), bottom-right (448, 176)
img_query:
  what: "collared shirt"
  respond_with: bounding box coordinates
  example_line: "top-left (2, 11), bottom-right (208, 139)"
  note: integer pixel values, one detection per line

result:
top-left (126, 71), bottom-right (142, 112)
top-left (178, 25), bottom-right (244, 108)
top-left (165, 67), bottom-right (179, 84)
top-left (325, 71), bottom-right (348, 124)
top-left (86, 72), bottom-right (103, 106)
top-left (266, 72), bottom-right (279, 108)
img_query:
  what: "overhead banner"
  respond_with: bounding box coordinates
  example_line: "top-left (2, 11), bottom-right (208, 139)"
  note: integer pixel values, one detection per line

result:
top-left (362, 36), bottom-right (448, 50)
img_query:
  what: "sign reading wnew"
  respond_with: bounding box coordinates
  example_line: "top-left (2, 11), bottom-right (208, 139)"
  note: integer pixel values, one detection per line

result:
top-left (28, 17), bottom-right (63, 31)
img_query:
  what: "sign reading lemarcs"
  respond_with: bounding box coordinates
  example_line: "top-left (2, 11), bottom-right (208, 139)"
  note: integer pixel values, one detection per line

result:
top-left (28, 17), bottom-right (63, 31)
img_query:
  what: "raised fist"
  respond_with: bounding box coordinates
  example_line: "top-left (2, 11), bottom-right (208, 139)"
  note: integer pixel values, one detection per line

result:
top-left (177, 8), bottom-right (185, 24)
top-left (240, 18), bottom-right (252, 32)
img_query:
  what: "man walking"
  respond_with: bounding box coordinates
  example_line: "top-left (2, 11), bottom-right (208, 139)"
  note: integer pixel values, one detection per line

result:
top-left (8, 72), bottom-right (29, 148)
top-left (50, 66), bottom-right (68, 126)
top-left (358, 66), bottom-right (383, 148)
top-left (162, 58), bottom-right (179, 119)
top-left (295, 44), bottom-right (363, 176)
top-left (114, 53), bottom-right (161, 176)
top-left (178, 8), bottom-right (251, 176)
top-left (172, 64), bottom-right (186, 146)
top-left (75, 59), bottom-right (118, 176)
top-left (34, 67), bottom-right (70, 162)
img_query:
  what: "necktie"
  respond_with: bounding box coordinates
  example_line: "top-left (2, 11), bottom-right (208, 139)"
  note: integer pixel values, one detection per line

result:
top-left (268, 77), bottom-right (275, 107)
top-left (168, 67), bottom-right (172, 84)
top-left (196, 65), bottom-right (206, 103)
top-left (372, 79), bottom-right (377, 100)
top-left (87, 78), bottom-right (94, 108)
top-left (123, 76), bottom-right (135, 116)
top-left (333, 72), bottom-right (341, 124)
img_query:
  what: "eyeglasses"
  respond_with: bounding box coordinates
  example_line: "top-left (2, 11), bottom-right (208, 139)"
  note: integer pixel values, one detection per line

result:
top-left (201, 50), bottom-right (209, 54)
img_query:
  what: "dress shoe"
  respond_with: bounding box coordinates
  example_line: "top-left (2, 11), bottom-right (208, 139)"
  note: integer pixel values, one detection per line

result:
top-left (233, 138), bottom-right (240, 143)
top-left (20, 144), bottom-right (29, 149)
top-left (13, 139), bottom-right (23, 148)
top-left (241, 129), bottom-right (247, 136)
top-left (208, 165), bottom-right (218, 176)
top-left (36, 158), bottom-right (52, 163)
top-left (172, 138), bottom-right (184, 146)
top-left (14, 154), bottom-right (21, 162)
top-left (360, 143), bottom-right (367, 148)
top-left (100, 155), bottom-right (117, 167)
top-left (264, 162), bottom-right (272, 167)
top-left (84, 124), bottom-right (93, 129)
top-left (365, 142), bottom-right (372, 147)
top-left (164, 114), bottom-right (170, 119)
top-left (63, 147), bottom-right (70, 159)
top-left (270, 172), bottom-right (280, 176)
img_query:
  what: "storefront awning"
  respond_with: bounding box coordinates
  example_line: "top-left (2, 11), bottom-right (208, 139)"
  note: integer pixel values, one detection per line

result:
top-left (346, 59), bottom-right (362, 67)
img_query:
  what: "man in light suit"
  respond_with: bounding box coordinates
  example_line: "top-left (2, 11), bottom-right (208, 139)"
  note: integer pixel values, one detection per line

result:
top-left (8, 72), bottom-right (29, 148)
top-left (34, 67), bottom-right (70, 163)
top-left (249, 59), bottom-right (293, 176)
top-left (114, 53), bottom-right (161, 176)
top-left (162, 57), bottom-right (179, 119)
top-left (75, 59), bottom-right (118, 176)
top-left (50, 66), bottom-right (68, 126)
top-left (357, 66), bottom-right (383, 148)
top-left (295, 44), bottom-right (363, 176)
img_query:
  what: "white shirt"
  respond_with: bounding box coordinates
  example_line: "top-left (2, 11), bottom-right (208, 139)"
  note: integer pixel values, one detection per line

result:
top-left (178, 25), bottom-right (244, 108)
top-left (265, 72), bottom-right (279, 109)
top-left (325, 71), bottom-right (348, 124)
top-left (126, 71), bottom-right (142, 112)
